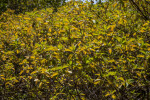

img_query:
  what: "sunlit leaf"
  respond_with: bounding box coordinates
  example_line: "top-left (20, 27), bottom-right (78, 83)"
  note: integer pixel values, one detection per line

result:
top-left (137, 54), bottom-right (145, 58)
top-left (51, 72), bottom-right (58, 78)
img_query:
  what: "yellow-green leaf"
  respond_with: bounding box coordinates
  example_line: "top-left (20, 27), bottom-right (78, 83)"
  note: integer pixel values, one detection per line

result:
top-left (51, 72), bottom-right (58, 78)
top-left (137, 55), bottom-right (145, 58)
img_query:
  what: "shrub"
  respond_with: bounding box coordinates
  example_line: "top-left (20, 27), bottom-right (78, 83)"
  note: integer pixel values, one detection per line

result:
top-left (0, 1), bottom-right (149, 99)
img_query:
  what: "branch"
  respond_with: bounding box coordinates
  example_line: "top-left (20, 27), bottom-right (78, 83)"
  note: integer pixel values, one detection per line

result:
top-left (129, 0), bottom-right (149, 20)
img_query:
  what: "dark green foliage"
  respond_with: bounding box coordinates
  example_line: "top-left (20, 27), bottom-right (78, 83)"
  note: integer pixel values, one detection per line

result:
top-left (0, 0), bottom-right (66, 15)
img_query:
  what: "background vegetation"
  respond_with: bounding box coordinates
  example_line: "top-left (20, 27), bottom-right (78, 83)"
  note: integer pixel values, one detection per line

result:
top-left (0, 0), bottom-right (150, 99)
top-left (0, 0), bottom-right (66, 14)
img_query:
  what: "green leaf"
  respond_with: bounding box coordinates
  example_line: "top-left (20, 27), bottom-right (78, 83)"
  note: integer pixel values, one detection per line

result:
top-left (50, 65), bottom-right (69, 71)
top-left (106, 71), bottom-right (116, 76)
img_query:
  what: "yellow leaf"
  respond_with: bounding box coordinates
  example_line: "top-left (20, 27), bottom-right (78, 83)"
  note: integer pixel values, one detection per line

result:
top-left (19, 70), bottom-right (24, 75)
top-left (137, 73), bottom-right (141, 77)
top-left (130, 45), bottom-right (137, 48)
top-left (65, 48), bottom-right (71, 52)
top-left (140, 29), bottom-right (145, 33)
top-left (39, 82), bottom-right (42, 88)
top-left (51, 72), bottom-right (58, 78)
top-left (114, 14), bottom-right (118, 18)
top-left (112, 94), bottom-right (116, 99)
top-left (30, 56), bottom-right (35, 59)
top-left (107, 32), bottom-right (113, 36)
top-left (110, 25), bottom-right (116, 31)
top-left (50, 65), bottom-right (69, 71)
top-left (95, 74), bottom-right (100, 76)
top-left (113, 3), bottom-right (117, 8)
top-left (94, 79), bottom-right (101, 85)
top-left (28, 76), bottom-right (32, 79)
top-left (108, 48), bottom-right (112, 54)
top-left (131, 48), bottom-right (135, 51)
top-left (28, 66), bottom-right (33, 70)
top-left (18, 16), bottom-right (22, 18)
top-left (123, 19), bottom-right (127, 24)
top-left (90, 48), bottom-right (95, 52)
top-left (126, 45), bottom-right (128, 51)
top-left (148, 48), bottom-right (150, 51)
top-left (41, 59), bottom-right (46, 64)
top-left (41, 68), bottom-right (46, 73)
top-left (133, 32), bottom-right (136, 36)
top-left (78, 41), bottom-right (81, 47)
top-left (31, 71), bottom-right (37, 75)
top-left (68, 54), bottom-right (73, 60)
top-left (16, 49), bottom-right (19, 54)
top-left (54, 52), bottom-right (57, 55)
top-left (43, 22), bottom-right (48, 25)
top-left (21, 43), bottom-right (25, 46)
top-left (118, 77), bottom-right (124, 81)
top-left (1, 77), bottom-right (5, 80)
top-left (143, 22), bottom-right (149, 26)
top-left (137, 67), bottom-right (144, 70)
top-left (83, 50), bottom-right (87, 55)
top-left (0, 75), bottom-right (4, 77)
top-left (108, 59), bottom-right (115, 63)
top-left (118, 19), bottom-right (122, 25)
top-left (36, 18), bottom-right (42, 21)
top-left (24, 17), bottom-right (31, 20)
top-left (49, 28), bottom-right (51, 32)
top-left (105, 92), bottom-right (110, 97)
top-left (137, 55), bottom-right (145, 58)
top-left (26, 70), bottom-right (29, 73)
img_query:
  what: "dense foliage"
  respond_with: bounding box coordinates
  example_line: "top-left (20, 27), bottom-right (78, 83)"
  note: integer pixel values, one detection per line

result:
top-left (0, 0), bottom-right (65, 15)
top-left (116, 0), bottom-right (150, 20)
top-left (0, 1), bottom-right (150, 99)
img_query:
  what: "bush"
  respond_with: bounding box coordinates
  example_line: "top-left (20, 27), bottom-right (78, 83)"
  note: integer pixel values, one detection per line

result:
top-left (0, 1), bottom-right (150, 99)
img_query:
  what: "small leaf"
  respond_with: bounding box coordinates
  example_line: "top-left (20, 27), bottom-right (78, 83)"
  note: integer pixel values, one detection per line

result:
top-left (30, 56), bottom-right (35, 59)
top-left (19, 70), bottom-right (24, 75)
top-left (108, 59), bottom-right (115, 63)
top-left (113, 3), bottom-right (117, 8)
top-left (112, 94), bottom-right (116, 99)
top-left (65, 48), bottom-right (72, 52)
top-left (105, 92), bottom-right (110, 97)
top-left (39, 82), bottom-right (42, 88)
top-left (133, 32), bottom-right (136, 36)
top-left (16, 49), bottom-right (19, 54)
top-left (110, 25), bottom-right (116, 31)
top-left (24, 17), bottom-right (31, 20)
top-left (94, 79), bottom-right (101, 85)
top-left (31, 71), bottom-right (37, 75)
top-left (48, 28), bottom-right (51, 32)
top-left (118, 77), bottom-right (124, 81)
top-left (41, 68), bottom-right (46, 73)
top-left (108, 48), bottom-right (112, 54)
top-left (137, 55), bottom-right (145, 58)
top-left (106, 71), bottom-right (116, 76)
top-left (43, 22), bottom-right (48, 25)
top-left (50, 65), bottom-right (69, 71)
top-left (51, 72), bottom-right (58, 78)
top-left (36, 18), bottom-right (42, 21)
